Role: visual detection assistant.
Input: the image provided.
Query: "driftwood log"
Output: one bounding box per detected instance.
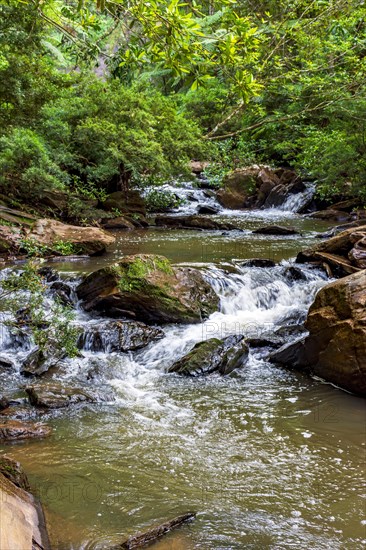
[112,512,196,549]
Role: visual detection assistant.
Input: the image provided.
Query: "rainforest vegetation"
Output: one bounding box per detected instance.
[0,0,365,215]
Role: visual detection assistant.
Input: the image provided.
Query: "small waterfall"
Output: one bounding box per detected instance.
[142,180,221,215]
[278,184,315,213]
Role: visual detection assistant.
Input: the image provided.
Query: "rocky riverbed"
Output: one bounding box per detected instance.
[0,172,365,549]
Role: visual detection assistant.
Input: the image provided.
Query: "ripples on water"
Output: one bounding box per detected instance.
[0,203,365,549]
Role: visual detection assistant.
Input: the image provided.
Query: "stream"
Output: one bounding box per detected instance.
[0,183,365,549]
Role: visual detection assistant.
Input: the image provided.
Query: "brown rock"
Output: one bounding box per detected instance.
[189,160,210,173]
[0,456,31,491]
[349,237,366,268]
[302,270,366,396]
[0,470,50,549]
[297,225,366,275]
[308,209,353,222]
[0,225,22,253]
[0,420,52,440]
[102,190,146,216]
[27,219,115,255]
[101,216,135,230]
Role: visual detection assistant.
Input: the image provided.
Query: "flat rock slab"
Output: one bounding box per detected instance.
[0,420,52,440]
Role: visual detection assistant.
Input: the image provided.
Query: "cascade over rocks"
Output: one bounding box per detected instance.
[78,320,164,352]
[168,335,249,376]
[76,254,219,323]
[297,225,366,277]
[270,270,366,396]
[216,166,303,210]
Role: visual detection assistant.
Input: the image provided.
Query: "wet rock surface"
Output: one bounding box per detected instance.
[0,419,52,440]
[0,455,31,491]
[25,383,100,409]
[77,254,219,324]
[78,320,164,352]
[168,335,249,376]
[271,270,366,396]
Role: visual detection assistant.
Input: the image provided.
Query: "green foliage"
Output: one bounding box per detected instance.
[19,238,49,258]
[0,128,67,202]
[0,261,80,359]
[145,189,186,212]
[53,240,77,256]
[1,0,366,212]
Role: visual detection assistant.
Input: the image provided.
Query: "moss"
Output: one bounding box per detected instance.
[117,255,174,293]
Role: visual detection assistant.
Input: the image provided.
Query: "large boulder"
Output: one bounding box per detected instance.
[78,320,164,352]
[270,271,366,396]
[27,219,115,256]
[297,225,366,277]
[0,470,51,550]
[101,190,146,216]
[76,254,219,323]
[168,335,249,376]
[155,215,235,231]
[303,270,366,395]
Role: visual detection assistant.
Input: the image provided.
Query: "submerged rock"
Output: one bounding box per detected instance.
[155,215,235,230]
[78,320,164,352]
[25,383,99,409]
[240,258,276,268]
[0,419,52,440]
[77,254,219,324]
[168,335,249,376]
[253,225,299,236]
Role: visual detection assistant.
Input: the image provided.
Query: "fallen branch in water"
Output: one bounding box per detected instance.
[112,512,197,549]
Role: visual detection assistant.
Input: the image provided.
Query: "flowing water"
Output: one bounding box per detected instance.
[0,188,365,549]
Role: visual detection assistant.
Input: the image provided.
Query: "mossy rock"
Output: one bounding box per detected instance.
[77,254,219,323]
[168,335,249,376]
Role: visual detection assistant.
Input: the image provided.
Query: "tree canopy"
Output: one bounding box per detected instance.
[0,0,365,205]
